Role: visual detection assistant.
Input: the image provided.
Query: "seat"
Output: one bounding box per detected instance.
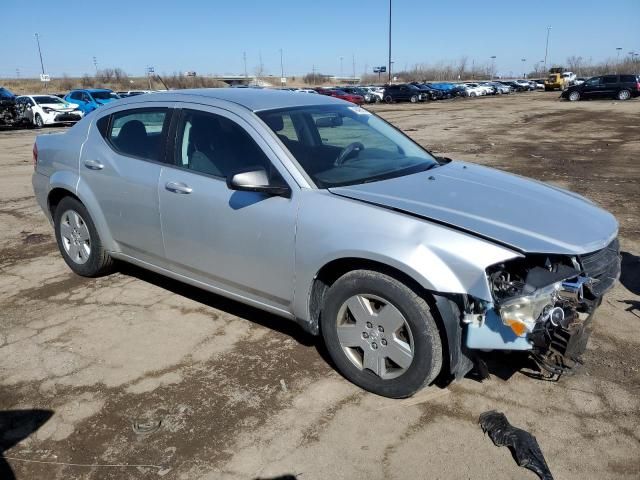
[116,120,149,158]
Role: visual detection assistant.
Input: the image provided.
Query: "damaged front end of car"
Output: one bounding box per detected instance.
[464,238,621,377]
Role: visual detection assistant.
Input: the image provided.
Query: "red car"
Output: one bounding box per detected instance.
[316,88,364,105]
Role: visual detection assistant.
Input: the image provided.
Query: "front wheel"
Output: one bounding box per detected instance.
[384,95,393,104]
[34,114,43,128]
[617,89,631,101]
[410,95,418,103]
[54,197,114,277]
[321,270,443,398]
[568,91,580,102]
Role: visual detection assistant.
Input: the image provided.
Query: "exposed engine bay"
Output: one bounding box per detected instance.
[466,238,621,377]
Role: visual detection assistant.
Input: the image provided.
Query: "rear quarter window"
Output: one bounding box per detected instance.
[620,75,637,83]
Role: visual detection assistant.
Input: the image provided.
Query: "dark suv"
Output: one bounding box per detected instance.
[562,74,640,101]
[382,84,424,103]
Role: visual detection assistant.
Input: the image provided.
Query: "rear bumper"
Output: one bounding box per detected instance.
[32,171,52,224]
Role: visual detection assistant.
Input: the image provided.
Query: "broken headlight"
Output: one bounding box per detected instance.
[488,256,583,336]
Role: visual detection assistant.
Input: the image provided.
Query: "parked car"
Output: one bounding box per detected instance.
[0,86,24,127]
[117,90,153,98]
[530,80,545,89]
[64,89,121,114]
[32,89,621,398]
[340,86,376,103]
[294,88,318,94]
[562,74,640,101]
[409,83,443,100]
[500,81,527,92]
[316,88,364,105]
[360,86,384,102]
[16,95,83,128]
[485,82,511,94]
[462,83,486,97]
[382,84,424,103]
[513,80,535,91]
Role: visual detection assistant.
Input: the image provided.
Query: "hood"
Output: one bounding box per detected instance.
[41,102,75,111]
[329,162,618,255]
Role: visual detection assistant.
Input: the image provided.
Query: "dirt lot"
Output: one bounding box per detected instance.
[1,92,639,480]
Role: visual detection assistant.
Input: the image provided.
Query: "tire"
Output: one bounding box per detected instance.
[617,89,631,101]
[53,196,114,277]
[34,114,43,128]
[470,92,477,97]
[320,270,443,398]
[410,95,418,103]
[568,91,580,102]
[384,95,393,104]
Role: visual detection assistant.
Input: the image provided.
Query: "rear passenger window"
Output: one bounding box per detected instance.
[107,108,169,162]
[603,75,617,84]
[620,75,636,83]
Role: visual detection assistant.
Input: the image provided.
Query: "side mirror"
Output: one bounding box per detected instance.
[315,115,343,128]
[226,167,290,197]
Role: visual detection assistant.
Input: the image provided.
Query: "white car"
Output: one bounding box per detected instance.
[463,83,486,97]
[16,95,83,128]
[294,88,318,94]
[360,86,384,102]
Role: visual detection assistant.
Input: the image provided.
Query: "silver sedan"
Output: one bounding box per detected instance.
[32,89,620,397]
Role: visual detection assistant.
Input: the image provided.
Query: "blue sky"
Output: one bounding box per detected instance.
[2,0,638,78]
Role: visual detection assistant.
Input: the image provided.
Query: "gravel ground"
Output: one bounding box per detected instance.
[1,91,638,480]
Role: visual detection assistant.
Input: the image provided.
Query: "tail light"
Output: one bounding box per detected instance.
[32,143,38,169]
[637,81,640,91]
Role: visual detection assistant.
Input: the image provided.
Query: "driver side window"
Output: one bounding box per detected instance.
[586,77,601,86]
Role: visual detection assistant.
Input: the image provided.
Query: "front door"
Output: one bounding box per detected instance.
[158,106,298,312]
[582,77,604,98]
[79,105,172,263]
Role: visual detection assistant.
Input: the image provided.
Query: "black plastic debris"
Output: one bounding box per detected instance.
[479,410,553,480]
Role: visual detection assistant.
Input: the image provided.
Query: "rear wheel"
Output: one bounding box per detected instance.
[321,270,443,398]
[54,197,114,277]
[617,89,631,101]
[34,114,43,128]
[568,91,580,102]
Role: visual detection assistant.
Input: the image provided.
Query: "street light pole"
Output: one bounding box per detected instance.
[616,47,622,73]
[339,56,344,78]
[543,26,552,72]
[34,33,45,76]
[521,58,526,78]
[279,48,284,86]
[388,0,392,83]
[490,56,496,80]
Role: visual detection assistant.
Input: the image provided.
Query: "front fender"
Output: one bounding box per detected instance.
[293,190,521,322]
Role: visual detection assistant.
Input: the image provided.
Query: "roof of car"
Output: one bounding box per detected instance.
[148,87,344,112]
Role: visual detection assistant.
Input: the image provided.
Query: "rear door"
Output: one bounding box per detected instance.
[158,104,298,313]
[601,75,619,97]
[79,104,173,264]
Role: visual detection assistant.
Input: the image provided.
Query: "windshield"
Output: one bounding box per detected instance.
[257,105,437,188]
[34,95,65,105]
[91,91,116,100]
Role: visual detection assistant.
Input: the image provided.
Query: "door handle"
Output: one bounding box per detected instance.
[165,181,193,194]
[84,159,104,170]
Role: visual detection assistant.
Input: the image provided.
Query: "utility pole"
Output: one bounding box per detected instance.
[34,33,46,75]
[388,0,392,83]
[543,26,551,72]
[243,51,247,78]
[312,64,316,85]
[339,56,344,78]
[352,54,356,80]
[279,48,285,86]
[521,58,526,77]
[490,56,496,80]
[16,68,20,79]
[93,56,98,74]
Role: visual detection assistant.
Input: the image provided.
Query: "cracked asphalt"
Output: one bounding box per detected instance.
[1,92,639,479]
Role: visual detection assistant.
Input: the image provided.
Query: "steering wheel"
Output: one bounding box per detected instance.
[334,142,365,166]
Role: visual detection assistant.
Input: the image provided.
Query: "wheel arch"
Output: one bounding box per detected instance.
[305,256,470,382]
[47,184,117,252]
